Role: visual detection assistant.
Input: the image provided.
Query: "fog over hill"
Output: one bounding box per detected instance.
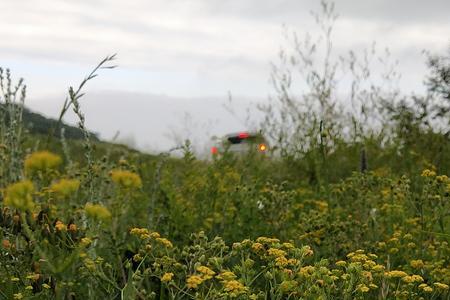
[26,91,263,154]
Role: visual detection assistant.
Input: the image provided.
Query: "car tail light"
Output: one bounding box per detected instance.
[238,132,249,139]
[258,143,267,152]
[211,146,218,155]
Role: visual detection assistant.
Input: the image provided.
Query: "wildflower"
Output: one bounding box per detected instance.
[80,237,92,247]
[267,248,286,257]
[55,221,66,231]
[419,284,433,293]
[133,254,143,262]
[252,242,264,252]
[410,260,424,269]
[25,273,40,281]
[282,242,294,249]
[13,293,23,300]
[42,283,51,289]
[110,169,142,189]
[24,151,62,174]
[436,175,449,183]
[68,223,77,232]
[223,280,248,297]
[156,237,173,248]
[50,179,80,198]
[421,169,436,177]
[275,256,289,267]
[217,271,236,281]
[161,272,174,283]
[85,203,111,222]
[385,270,408,278]
[434,282,449,290]
[4,180,35,211]
[197,266,215,280]
[300,245,314,256]
[11,277,20,282]
[358,284,369,293]
[25,285,33,290]
[335,260,346,267]
[186,275,204,289]
[256,237,280,244]
[299,266,315,277]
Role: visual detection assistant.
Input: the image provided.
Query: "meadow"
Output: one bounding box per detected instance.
[1,5,450,298]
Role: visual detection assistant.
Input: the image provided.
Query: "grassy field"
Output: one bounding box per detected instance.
[1,38,450,300]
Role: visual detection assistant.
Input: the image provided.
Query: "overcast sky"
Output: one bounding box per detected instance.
[1,0,449,152]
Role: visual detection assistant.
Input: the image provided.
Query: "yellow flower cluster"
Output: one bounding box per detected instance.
[130,227,150,239]
[85,203,111,222]
[401,275,423,284]
[156,237,173,248]
[186,275,204,289]
[4,180,35,211]
[256,237,280,244]
[223,280,248,298]
[421,169,436,177]
[55,220,66,231]
[419,283,433,293]
[50,179,80,198]
[161,272,174,283]
[24,151,62,174]
[216,271,236,281]
[385,270,408,278]
[110,169,142,189]
[410,259,424,269]
[195,266,213,279]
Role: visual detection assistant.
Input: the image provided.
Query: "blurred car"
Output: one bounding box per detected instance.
[211,131,268,156]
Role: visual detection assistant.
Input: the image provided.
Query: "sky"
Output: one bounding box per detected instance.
[1,0,449,152]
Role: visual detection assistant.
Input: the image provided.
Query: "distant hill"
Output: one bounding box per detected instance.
[1,103,99,141]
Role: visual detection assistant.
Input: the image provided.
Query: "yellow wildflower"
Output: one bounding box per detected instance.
[256,237,280,244]
[267,248,286,257]
[13,293,23,300]
[358,284,369,293]
[410,259,424,268]
[55,221,66,231]
[197,266,215,280]
[223,280,248,297]
[335,260,346,267]
[50,179,80,198]
[68,223,77,232]
[110,169,142,189]
[252,242,264,252]
[85,203,111,222]
[186,275,204,289]
[434,282,449,290]
[419,284,433,293]
[217,271,236,281]
[385,270,408,278]
[299,266,315,277]
[421,169,436,177]
[42,283,51,289]
[275,256,289,267]
[156,237,173,248]
[4,180,35,211]
[80,237,92,247]
[24,151,62,174]
[161,272,174,283]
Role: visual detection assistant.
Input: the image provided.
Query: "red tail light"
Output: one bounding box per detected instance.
[238,132,249,139]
